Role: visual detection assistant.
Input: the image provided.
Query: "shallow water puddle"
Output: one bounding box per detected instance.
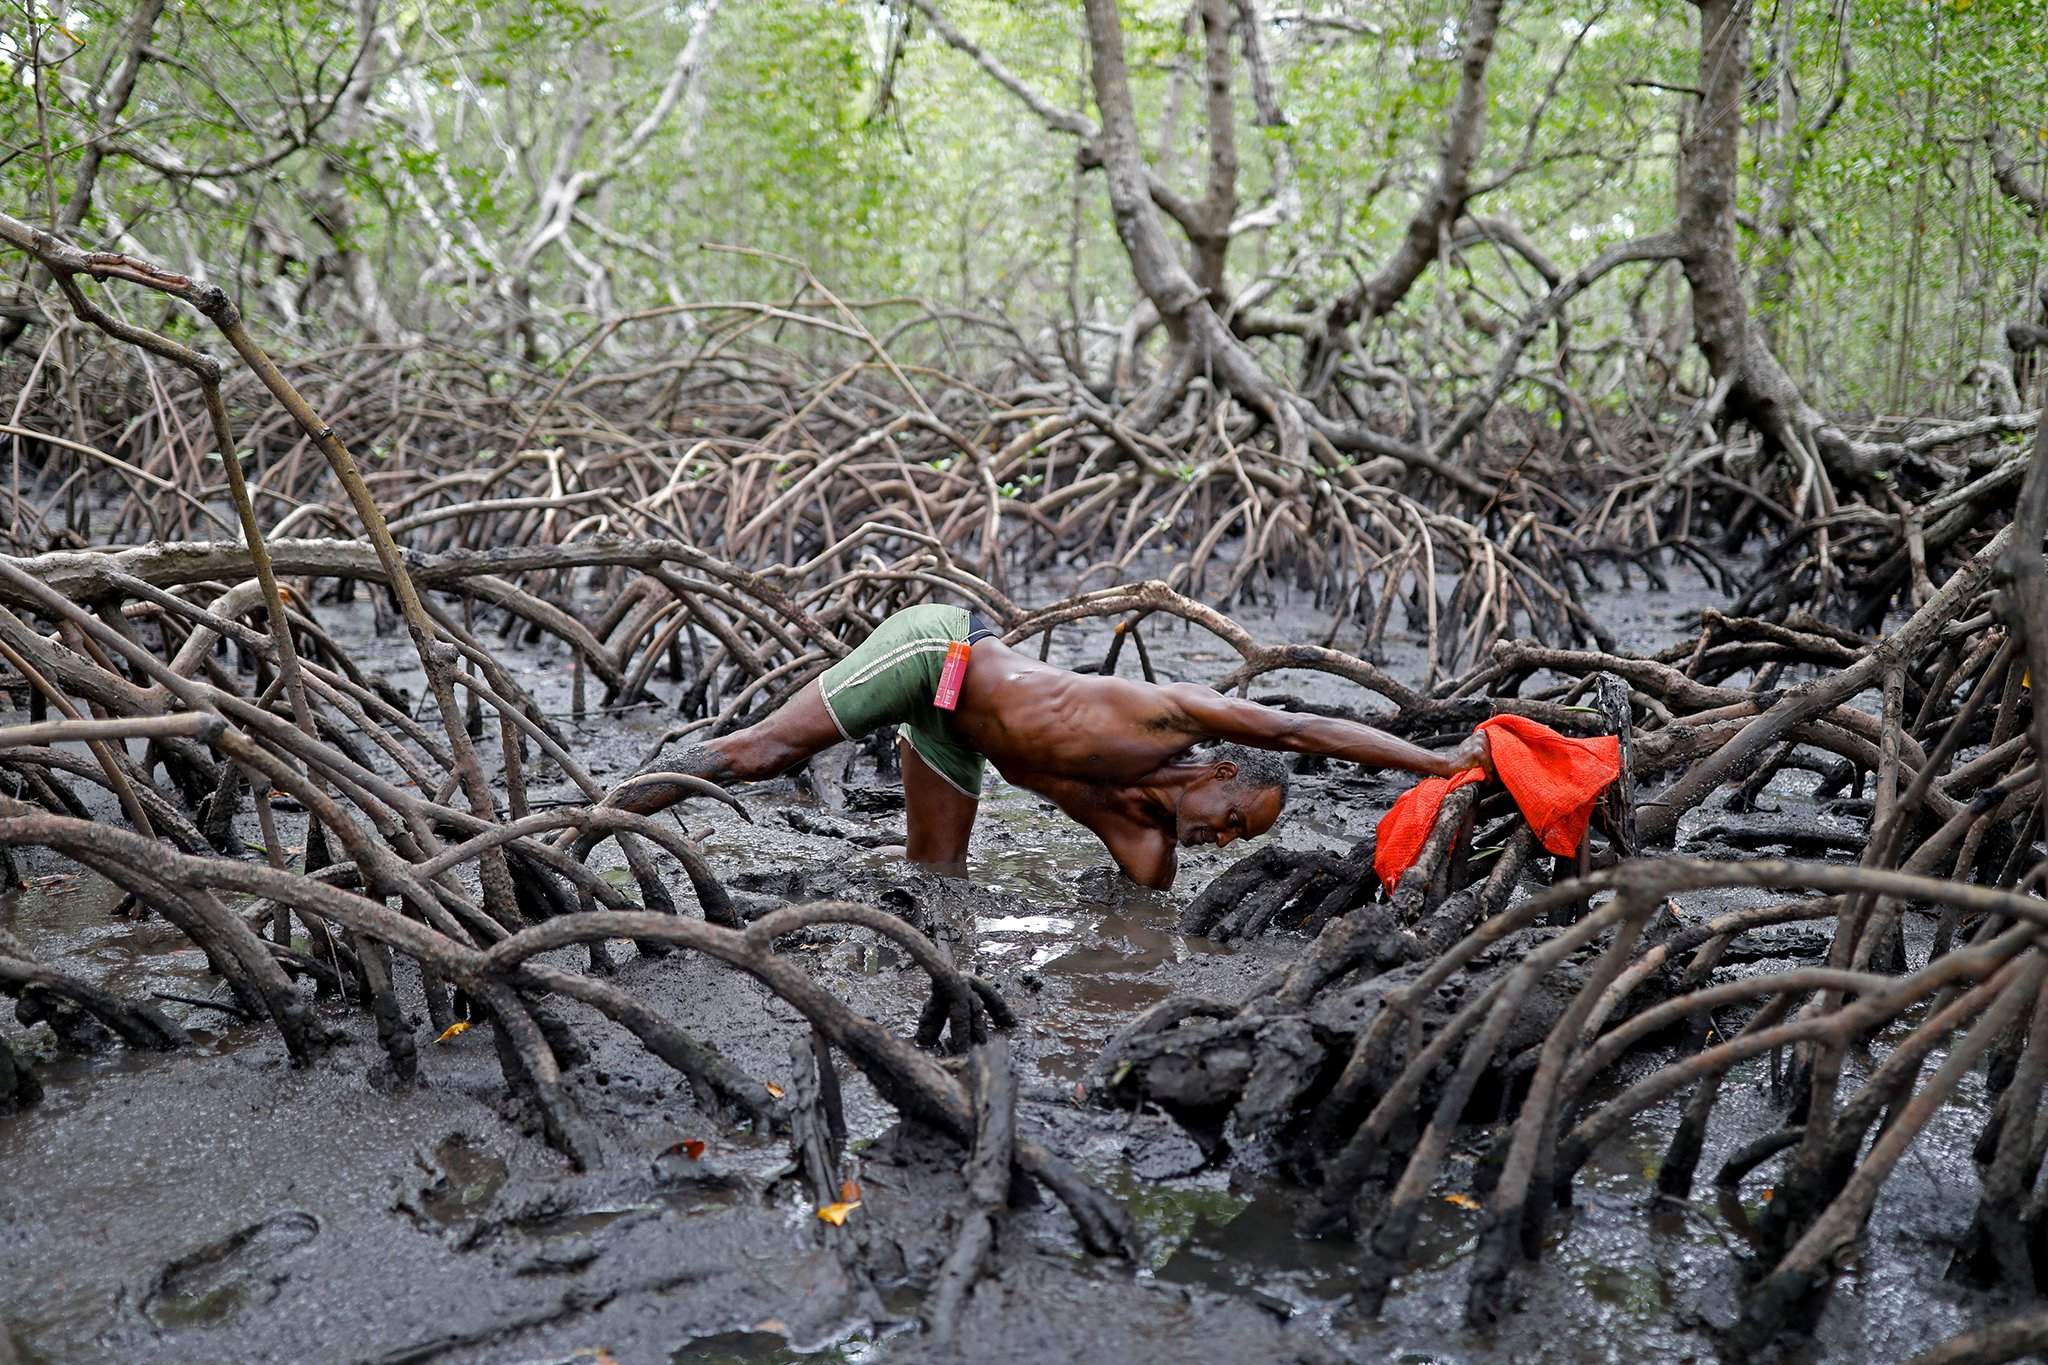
[420,1134,511,1224]
[0,869,259,1037]
[670,1329,883,1364]
[971,913,1079,958]
[0,869,219,1006]
[670,1285,922,1363]
[951,779,1277,1076]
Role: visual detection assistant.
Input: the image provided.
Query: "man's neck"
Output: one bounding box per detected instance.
[1123,761,1204,824]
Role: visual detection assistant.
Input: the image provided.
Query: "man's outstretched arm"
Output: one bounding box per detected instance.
[1166,685,1489,778]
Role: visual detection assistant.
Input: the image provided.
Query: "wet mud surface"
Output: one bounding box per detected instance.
[0,565,2025,1363]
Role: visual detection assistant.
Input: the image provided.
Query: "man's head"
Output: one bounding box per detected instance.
[1174,743,1289,849]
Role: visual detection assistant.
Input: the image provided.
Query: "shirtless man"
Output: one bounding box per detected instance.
[606,603,1491,890]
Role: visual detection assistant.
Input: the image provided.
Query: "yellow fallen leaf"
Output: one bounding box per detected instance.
[1760,1187,1775,1203]
[763,1081,785,1099]
[1442,1192,1482,1211]
[435,1020,470,1043]
[815,1200,862,1226]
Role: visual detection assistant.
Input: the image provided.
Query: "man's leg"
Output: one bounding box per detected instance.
[900,737,977,876]
[606,680,844,814]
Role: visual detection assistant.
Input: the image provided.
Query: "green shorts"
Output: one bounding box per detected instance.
[817,604,996,798]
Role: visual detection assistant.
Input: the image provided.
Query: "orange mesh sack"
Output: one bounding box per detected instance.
[1372,770,1484,893]
[1374,715,1621,893]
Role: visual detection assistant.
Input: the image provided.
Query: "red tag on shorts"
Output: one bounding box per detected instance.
[933,640,970,711]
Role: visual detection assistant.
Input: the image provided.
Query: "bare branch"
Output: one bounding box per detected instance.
[1328,0,1507,329]
[906,0,1098,139]
[1988,128,2048,220]
[1433,230,1683,456]
[908,0,1214,243]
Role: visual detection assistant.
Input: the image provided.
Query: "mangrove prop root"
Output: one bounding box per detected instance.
[1080,512,2039,1324]
[0,237,2037,1330]
[923,1035,1017,1347]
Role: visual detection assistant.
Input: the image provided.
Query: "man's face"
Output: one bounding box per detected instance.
[1176,774,1284,849]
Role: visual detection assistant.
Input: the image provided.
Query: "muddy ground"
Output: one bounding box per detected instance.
[0,563,2027,1364]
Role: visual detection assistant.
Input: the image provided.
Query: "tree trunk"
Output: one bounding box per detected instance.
[303,0,407,345]
[1323,0,1505,337]
[1678,0,1850,500]
[1080,0,1265,407]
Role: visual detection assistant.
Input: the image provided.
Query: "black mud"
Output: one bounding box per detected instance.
[0,566,2023,1364]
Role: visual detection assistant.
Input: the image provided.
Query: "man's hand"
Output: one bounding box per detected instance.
[1439,729,1493,780]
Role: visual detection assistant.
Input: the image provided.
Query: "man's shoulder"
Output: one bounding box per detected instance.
[1100,674,1199,709]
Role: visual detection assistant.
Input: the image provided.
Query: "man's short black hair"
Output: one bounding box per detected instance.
[1208,743,1291,800]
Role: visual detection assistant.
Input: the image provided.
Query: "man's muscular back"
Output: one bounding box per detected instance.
[950,640,1214,786]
